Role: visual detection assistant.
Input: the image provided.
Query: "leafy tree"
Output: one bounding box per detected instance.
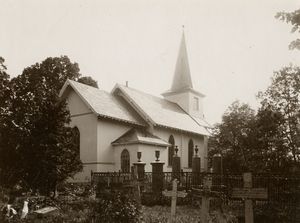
[208,101,259,173]
[0,57,18,186]
[258,65,300,167]
[0,57,10,111]
[255,106,291,172]
[276,9,300,50]
[0,56,83,193]
[78,76,98,88]
[210,67,300,174]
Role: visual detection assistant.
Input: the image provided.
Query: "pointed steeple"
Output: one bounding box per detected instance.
[171,30,193,92]
[162,29,205,119]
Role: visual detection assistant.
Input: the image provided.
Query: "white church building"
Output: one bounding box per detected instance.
[60,33,211,182]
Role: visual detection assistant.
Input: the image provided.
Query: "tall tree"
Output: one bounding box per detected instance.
[255,106,290,172]
[276,9,300,50]
[1,56,83,192]
[0,57,16,186]
[0,57,10,111]
[258,65,300,166]
[78,76,98,88]
[208,101,258,173]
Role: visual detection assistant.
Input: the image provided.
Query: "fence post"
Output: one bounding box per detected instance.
[133,152,146,180]
[172,146,181,181]
[192,145,201,186]
[212,154,222,189]
[151,150,165,192]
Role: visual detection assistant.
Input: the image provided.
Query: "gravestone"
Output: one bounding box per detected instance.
[231,173,268,223]
[34,207,58,218]
[162,179,187,223]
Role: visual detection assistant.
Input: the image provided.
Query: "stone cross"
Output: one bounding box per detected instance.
[162,179,187,223]
[192,176,213,223]
[232,173,268,223]
[192,176,225,223]
[129,165,143,203]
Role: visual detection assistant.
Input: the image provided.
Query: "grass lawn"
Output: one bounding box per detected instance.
[141,205,238,223]
[141,205,201,222]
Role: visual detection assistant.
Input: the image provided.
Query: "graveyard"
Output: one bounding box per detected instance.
[1,148,299,222]
[1,2,300,223]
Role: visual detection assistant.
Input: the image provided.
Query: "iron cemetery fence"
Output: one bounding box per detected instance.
[91,171,300,221]
[91,171,299,202]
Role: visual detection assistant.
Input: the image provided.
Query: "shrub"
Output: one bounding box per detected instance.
[93,190,141,223]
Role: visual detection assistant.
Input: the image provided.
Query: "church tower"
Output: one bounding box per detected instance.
[162,31,205,119]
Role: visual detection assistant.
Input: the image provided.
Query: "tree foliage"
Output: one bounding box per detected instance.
[258,66,300,165]
[0,56,83,193]
[208,101,258,173]
[78,76,98,88]
[209,66,300,174]
[276,9,300,50]
[0,57,10,116]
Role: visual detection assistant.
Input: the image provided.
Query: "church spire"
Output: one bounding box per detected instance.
[171,30,193,92]
[162,30,205,119]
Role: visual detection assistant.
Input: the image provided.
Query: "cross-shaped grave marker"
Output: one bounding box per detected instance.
[130,166,144,203]
[231,173,268,223]
[192,175,226,223]
[162,179,187,223]
[192,176,212,223]
[123,165,144,203]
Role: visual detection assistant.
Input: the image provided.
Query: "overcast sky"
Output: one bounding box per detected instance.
[1,0,300,125]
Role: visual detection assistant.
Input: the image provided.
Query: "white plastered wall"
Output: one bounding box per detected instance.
[113,144,138,172]
[153,127,207,172]
[163,92,189,114]
[97,119,132,172]
[66,90,98,182]
[188,92,204,118]
[114,144,167,172]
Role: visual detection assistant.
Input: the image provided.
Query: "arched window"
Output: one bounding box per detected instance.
[188,139,194,168]
[72,127,80,157]
[168,135,175,166]
[121,149,130,173]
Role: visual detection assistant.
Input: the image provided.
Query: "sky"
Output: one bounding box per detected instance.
[1,0,299,125]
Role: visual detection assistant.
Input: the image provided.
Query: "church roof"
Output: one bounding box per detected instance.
[111,128,170,147]
[193,117,212,129]
[113,84,210,135]
[59,80,145,126]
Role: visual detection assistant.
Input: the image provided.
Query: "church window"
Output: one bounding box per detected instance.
[188,139,194,168]
[72,127,80,157]
[168,135,175,166]
[121,149,130,173]
[193,97,199,111]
